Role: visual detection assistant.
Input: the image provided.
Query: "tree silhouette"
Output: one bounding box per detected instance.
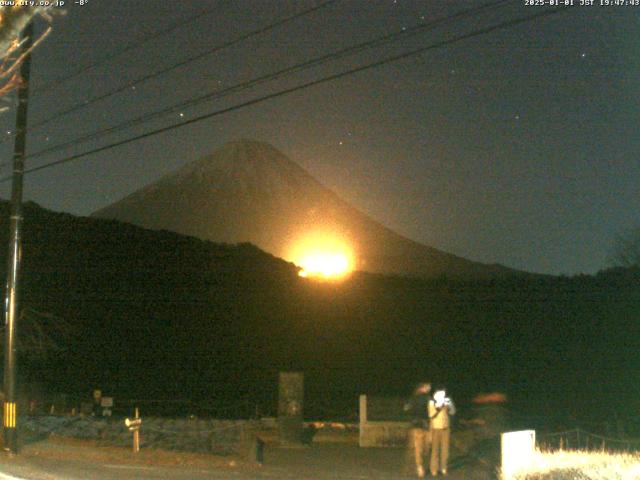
[0,305,73,358]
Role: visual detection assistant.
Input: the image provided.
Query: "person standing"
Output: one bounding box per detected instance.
[428,388,455,476]
[404,382,432,478]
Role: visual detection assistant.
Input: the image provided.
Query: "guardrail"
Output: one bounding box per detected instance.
[538,428,640,452]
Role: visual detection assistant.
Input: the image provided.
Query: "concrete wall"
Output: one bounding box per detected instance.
[359,420,410,447]
[359,395,410,447]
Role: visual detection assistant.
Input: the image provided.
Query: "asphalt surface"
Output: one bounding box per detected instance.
[0,440,498,479]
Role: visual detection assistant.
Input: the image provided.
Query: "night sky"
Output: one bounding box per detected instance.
[0,0,638,275]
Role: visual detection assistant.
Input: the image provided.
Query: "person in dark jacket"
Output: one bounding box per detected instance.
[404,382,432,478]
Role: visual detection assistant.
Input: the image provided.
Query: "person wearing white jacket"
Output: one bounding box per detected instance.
[428,389,456,476]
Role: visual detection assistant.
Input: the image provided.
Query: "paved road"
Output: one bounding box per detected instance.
[0,442,498,479]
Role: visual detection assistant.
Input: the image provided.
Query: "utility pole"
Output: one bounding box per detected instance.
[3,21,34,455]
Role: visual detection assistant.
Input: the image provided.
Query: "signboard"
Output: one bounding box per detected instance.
[278,372,303,418]
[501,430,536,479]
[278,372,304,445]
[125,417,142,431]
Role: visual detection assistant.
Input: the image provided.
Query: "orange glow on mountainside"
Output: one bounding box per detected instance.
[288,231,354,280]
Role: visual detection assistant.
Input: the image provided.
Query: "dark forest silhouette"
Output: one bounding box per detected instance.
[1,201,639,428]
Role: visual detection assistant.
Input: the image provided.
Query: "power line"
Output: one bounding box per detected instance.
[0,5,572,183]
[21,0,514,164]
[0,0,337,146]
[6,5,570,179]
[31,4,223,97]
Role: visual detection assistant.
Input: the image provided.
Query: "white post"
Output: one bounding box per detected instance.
[133,407,140,453]
[359,395,368,447]
[125,408,142,453]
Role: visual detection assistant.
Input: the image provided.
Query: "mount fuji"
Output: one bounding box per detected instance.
[93,140,519,278]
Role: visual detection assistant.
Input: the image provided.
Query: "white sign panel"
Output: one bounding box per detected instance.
[501,430,536,479]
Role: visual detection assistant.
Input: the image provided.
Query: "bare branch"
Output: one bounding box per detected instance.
[0,25,51,79]
[0,6,55,100]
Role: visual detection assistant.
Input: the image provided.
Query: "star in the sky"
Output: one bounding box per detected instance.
[338,132,354,145]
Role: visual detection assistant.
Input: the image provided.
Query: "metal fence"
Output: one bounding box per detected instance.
[538,428,640,452]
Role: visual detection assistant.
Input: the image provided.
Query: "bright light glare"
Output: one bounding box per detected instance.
[298,252,351,279]
[288,230,354,280]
